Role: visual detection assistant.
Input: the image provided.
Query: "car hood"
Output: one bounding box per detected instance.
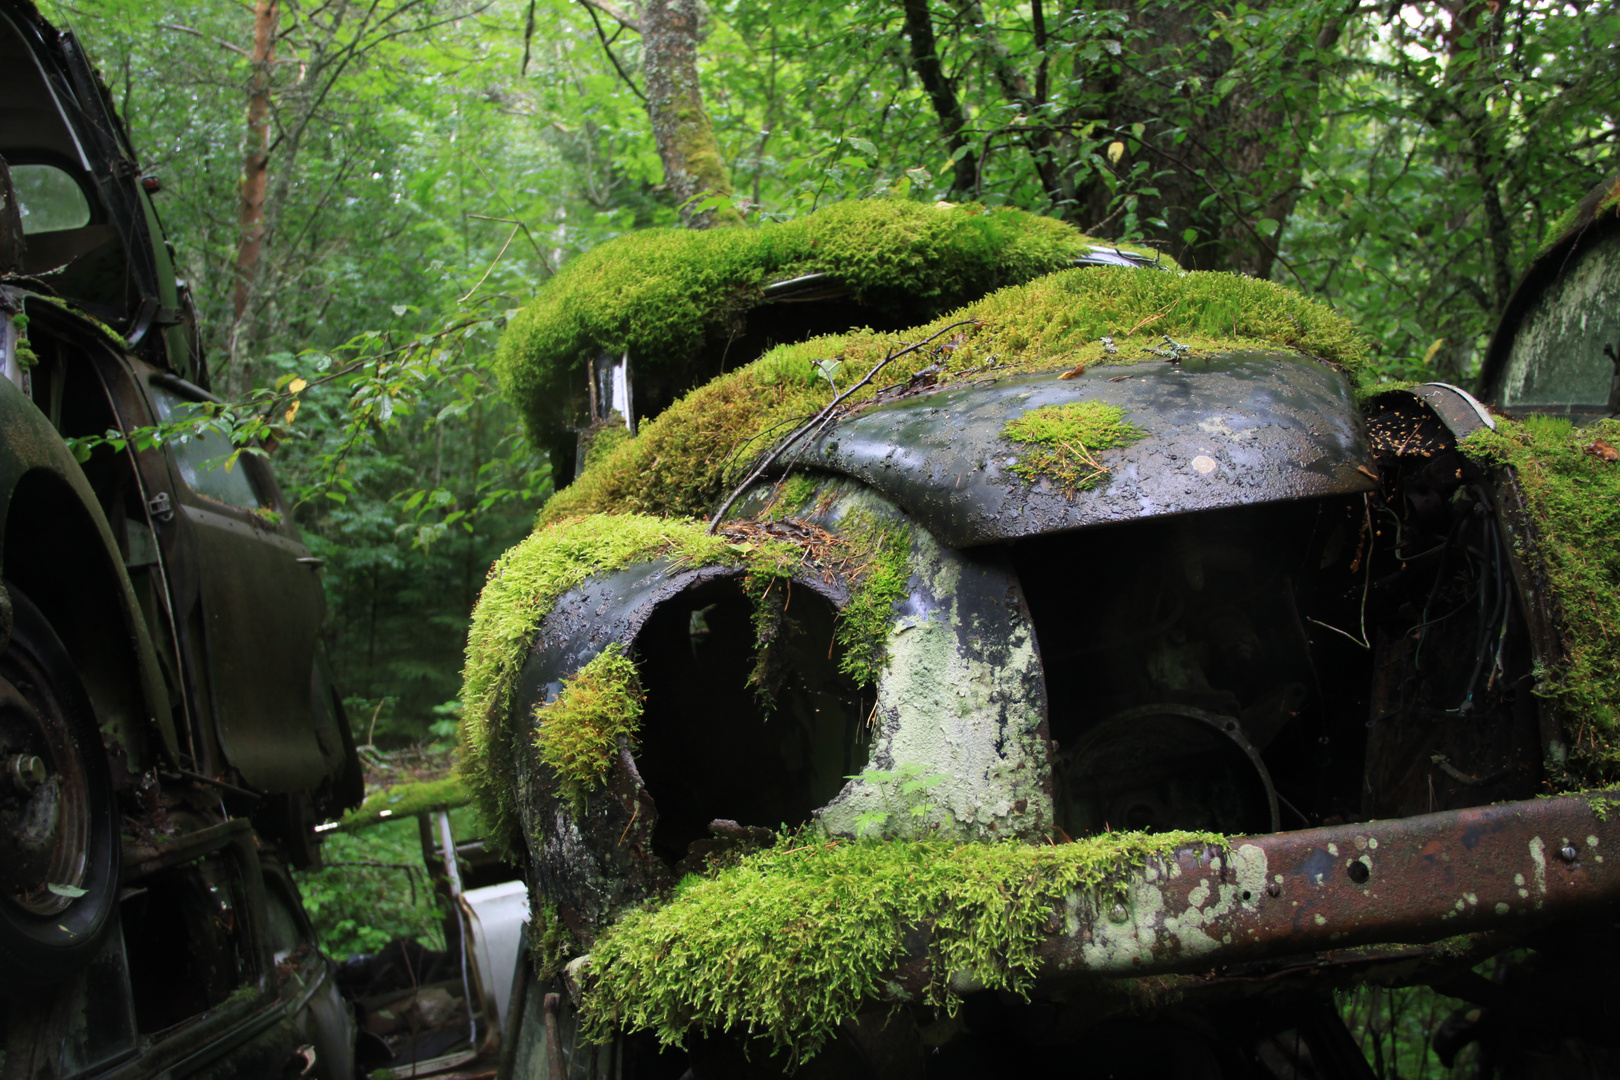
[794,349,1377,547]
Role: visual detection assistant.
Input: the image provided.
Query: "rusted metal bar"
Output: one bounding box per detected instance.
[542,993,567,1080]
[884,792,1620,997]
[1024,792,1620,988]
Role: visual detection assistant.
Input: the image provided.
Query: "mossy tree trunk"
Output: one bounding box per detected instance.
[579,0,742,229]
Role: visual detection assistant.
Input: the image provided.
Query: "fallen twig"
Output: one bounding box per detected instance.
[707,320,976,533]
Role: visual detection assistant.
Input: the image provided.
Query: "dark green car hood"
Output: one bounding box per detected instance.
[792,349,1377,547]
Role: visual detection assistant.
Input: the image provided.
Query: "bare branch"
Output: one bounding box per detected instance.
[708,320,977,533]
[580,1,648,102]
[578,0,644,34]
[159,23,251,56]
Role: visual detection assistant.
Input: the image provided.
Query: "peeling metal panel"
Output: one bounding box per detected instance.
[804,484,1053,842]
[1406,383,1496,438]
[795,351,1376,548]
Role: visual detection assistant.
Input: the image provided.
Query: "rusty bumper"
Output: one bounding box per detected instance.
[907,792,1620,995]
[1041,792,1618,981]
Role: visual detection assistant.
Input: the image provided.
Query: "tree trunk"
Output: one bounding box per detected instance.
[901,0,979,197]
[227,0,278,397]
[641,0,742,228]
[1069,0,1322,276]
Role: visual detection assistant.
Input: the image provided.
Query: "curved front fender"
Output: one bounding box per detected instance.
[0,374,175,769]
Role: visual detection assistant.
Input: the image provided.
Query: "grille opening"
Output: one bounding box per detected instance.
[1013,461,1539,836]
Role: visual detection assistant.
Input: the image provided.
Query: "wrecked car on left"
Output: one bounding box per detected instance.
[0,3,363,1078]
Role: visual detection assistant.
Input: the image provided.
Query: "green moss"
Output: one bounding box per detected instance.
[1584,792,1620,823]
[495,200,1178,447]
[458,513,804,849]
[534,644,644,811]
[540,267,1364,528]
[530,896,577,980]
[763,472,820,520]
[579,414,633,475]
[829,510,912,687]
[580,830,1224,1061]
[1542,202,1585,250]
[1462,417,1620,781]
[1540,174,1620,250]
[23,294,127,349]
[1603,178,1620,218]
[1002,402,1145,494]
[339,776,467,831]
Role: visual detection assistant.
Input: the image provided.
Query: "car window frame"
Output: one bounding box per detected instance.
[143,371,283,520]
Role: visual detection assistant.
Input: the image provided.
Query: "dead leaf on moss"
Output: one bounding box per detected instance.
[1584,438,1619,462]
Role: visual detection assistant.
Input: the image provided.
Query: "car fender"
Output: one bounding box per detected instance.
[503,478,1051,942]
[0,374,175,772]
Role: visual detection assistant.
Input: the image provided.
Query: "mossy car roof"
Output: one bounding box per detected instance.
[494,199,1166,445]
[538,264,1367,526]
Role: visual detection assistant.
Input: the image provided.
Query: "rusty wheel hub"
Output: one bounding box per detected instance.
[0,674,91,917]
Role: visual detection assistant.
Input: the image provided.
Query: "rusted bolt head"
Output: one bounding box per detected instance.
[1561,845,1579,863]
[1108,903,1129,924]
[7,754,44,793]
[1266,882,1282,898]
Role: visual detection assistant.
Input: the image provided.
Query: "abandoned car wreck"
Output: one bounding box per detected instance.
[464,191,1620,1077]
[1,5,366,1079]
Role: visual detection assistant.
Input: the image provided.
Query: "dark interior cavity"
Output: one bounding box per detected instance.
[1013,439,1540,838]
[632,577,872,867]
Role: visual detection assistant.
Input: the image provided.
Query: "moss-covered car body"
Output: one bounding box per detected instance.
[472,195,1620,1077]
[1,4,361,1079]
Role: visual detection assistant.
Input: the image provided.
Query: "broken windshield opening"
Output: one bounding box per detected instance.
[11,163,89,233]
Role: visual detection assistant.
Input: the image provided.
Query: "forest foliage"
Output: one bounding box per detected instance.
[34,0,1618,745]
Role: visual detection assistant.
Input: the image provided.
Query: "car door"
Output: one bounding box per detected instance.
[129,372,344,795]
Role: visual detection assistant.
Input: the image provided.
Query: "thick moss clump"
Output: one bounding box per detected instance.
[577,414,633,474]
[581,831,1222,1061]
[339,776,467,831]
[1463,416,1620,780]
[459,514,798,849]
[495,200,1164,446]
[1003,401,1145,494]
[540,267,1366,527]
[534,644,644,811]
